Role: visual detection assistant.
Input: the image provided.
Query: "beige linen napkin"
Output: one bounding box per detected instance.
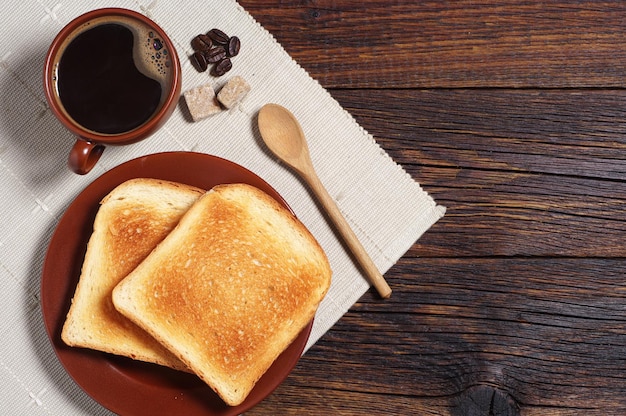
[0,0,444,414]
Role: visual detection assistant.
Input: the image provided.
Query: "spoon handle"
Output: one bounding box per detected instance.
[303,168,392,299]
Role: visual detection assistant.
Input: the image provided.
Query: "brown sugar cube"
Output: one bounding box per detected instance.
[217,76,251,109]
[183,84,222,121]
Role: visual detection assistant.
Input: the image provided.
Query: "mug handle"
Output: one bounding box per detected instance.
[68,139,105,175]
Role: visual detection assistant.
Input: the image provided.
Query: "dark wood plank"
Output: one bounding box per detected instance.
[330,89,626,257]
[332,89,626,179]
[240,0,626,88]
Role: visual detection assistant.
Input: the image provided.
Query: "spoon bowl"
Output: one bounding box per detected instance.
[258,103,391,299]
[258,104,308,165]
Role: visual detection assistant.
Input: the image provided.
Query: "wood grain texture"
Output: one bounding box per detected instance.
[238,0,626,414]
[333,89,626,257]
[241,0,626,88]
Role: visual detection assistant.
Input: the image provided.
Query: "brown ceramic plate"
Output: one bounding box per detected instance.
[41,152,312,416]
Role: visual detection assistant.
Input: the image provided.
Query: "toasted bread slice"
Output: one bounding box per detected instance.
[113,183,332,406]
[61,178,204,370]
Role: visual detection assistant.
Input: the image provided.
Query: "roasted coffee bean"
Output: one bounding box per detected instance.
[191,34,213,51]
[207,28,230,45]
[204,46,226,64]
[191,50,208,72]
[226,36,240,57]
[190,29,240,75]
[212,58,232,76]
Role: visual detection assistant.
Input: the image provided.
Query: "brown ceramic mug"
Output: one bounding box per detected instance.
[43,8,181,174]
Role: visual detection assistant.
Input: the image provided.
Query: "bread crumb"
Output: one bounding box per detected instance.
[183,84,222,121]
[217,75,250,109]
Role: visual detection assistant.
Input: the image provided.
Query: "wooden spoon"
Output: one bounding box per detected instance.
[258,103,392,299]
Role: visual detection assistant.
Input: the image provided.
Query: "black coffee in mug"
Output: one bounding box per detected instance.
[53,15,174,134]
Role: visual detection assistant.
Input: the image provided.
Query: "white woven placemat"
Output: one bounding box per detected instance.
[0,0,445,414]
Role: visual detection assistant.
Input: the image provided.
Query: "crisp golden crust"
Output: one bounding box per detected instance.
[61,178,204,370]
[113,183,332,406]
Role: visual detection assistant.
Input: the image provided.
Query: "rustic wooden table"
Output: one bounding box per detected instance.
[239,1,626,415]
